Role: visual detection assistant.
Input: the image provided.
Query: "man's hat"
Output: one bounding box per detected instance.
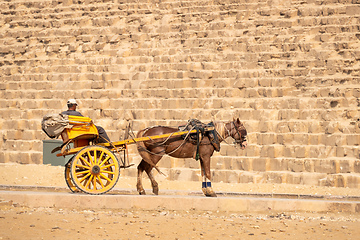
[67,99,77,105]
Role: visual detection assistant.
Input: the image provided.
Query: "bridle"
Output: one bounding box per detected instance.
[225,121,246,145]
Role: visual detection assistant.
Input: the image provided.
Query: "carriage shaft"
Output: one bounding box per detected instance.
[56,127,214,157]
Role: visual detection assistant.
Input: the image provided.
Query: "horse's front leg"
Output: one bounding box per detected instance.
[136,161,146,195]
[200,158,217,197]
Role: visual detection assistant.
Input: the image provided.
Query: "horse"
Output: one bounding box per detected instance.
[135,118,247,197]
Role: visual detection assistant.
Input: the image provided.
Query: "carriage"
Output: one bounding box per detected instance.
[43,115,220,195]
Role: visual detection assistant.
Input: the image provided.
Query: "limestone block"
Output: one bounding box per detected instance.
[238,172,256,183]
[261,133,276,145]
[314,159,336,174]
[225,171,240,183]
[269,158,287,171]
[276,122,291,133]
[221,157,233,170]
[30,152,42,164]
[323,134,342,146]
[318,175,336,187]
[346,6,360,15]
[304,159,314,172]
[277,133,293,145]
[170,158,186,168]
[347,135,360,146]
[354,160,360,173]
[284,172,302,185]
[301,172,326,186]
[288,159,305,172]
[308,121,321,133]
[288,121,307,133]
[339,160,353,173]
[278,109,299,120]
[283,146,294,158]
[245,89,259,98]
[233,78,258,89]
[244,145,260,157]
[157,155,171,168]
[211,156,224,170]
[309,134,320,145]
[186,158,199,169]
[346,175,360,188]
[252,158,267,172]
[264,172,283,184]
[295,146,306,158]
[231,157,243,171]
[258,120,268,133]
[334,175,346,188]
[0,152,8,163]
[336,147,345,157]
[260,146,273,158]
[309,146,321,158]
[7,130,23,141]
[210,169,225,183]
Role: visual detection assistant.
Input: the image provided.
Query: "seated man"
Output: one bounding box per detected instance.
[61,99,111,143]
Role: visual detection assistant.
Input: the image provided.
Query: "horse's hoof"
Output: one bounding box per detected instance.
[203,187,217,197]
[202,188,207,196]
[153,187,159,195]
[138,190,146,195]
[206,192,217,197]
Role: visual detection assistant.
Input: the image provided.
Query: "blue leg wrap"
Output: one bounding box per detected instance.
[207,182,212,187]
[202,182,206,188]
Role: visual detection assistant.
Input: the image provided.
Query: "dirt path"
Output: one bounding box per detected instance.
[1,163,360,239]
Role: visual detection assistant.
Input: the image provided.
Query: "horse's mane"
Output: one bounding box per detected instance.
[213,121,226,139]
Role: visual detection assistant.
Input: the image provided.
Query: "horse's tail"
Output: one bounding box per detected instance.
[135,129,166,176]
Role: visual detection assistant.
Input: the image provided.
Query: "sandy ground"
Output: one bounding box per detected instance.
[1,163,360,196]
[0,163,360,240]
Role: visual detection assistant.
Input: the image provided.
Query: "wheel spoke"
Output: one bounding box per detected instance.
[99,155,111,167]
[78,172,91,183]
[99,173,112,182]
[101,169,115,175]
[79,156,91,167]
[96,175,105,188]
[75,169,90,176]
[93,176,97,189]
[97,151,105,165]
[75,164,90,170]
[100,162,115,169]
[93,149,97,165]
[87,151,94,165]
[85,175,93,189]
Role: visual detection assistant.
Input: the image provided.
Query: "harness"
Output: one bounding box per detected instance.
[180,119,217,160]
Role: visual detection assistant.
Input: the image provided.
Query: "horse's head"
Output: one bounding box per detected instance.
[226,118,247,149]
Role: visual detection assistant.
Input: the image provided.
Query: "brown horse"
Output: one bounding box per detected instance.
[135,118,247,197]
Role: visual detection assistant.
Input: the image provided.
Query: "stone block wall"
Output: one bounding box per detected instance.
[0,0,359,188]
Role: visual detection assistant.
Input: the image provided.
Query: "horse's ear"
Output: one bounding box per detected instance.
[236,118,240,124]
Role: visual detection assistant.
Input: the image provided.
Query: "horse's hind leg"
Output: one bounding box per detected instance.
[136,160,146,195]
[143,154,162,195]
[146,170,159,195]
[137,158,160,195]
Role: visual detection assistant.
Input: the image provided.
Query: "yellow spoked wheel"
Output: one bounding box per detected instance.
[70,146,120,195]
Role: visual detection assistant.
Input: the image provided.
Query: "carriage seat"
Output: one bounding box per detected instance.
[61,115,99,146]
